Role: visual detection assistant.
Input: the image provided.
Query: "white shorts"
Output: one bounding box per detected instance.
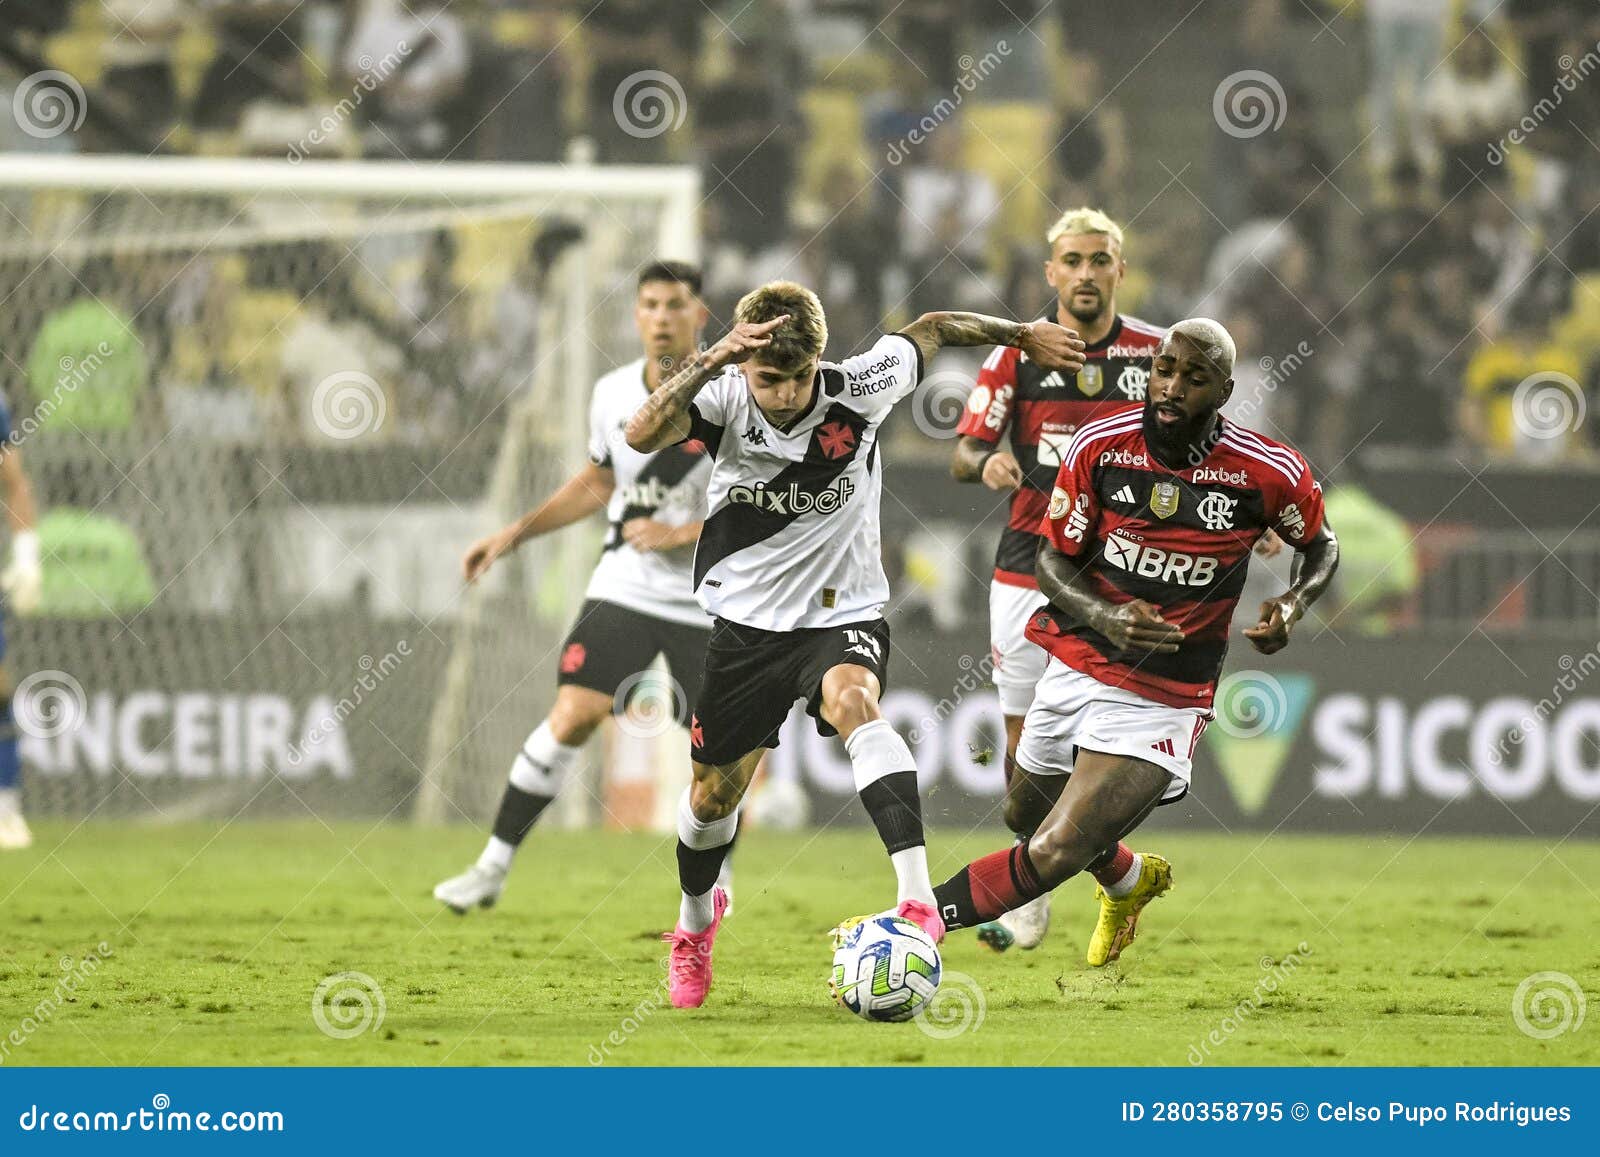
[1015,657,1211,802]
[989,579,1049,717]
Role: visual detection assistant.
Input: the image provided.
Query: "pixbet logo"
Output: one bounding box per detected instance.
[1191,466,1247,486]
[1100,448,1149,468]
[727,477,855,515]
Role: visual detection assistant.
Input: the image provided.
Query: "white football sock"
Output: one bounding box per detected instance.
[476,837,515,873]
[1103,852,1144,899]
[890,846,935,908]
[677,790,738,933]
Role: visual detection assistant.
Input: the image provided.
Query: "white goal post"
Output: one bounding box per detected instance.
[0,153,699,830]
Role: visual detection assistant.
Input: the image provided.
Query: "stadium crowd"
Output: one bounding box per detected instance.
[0,0,1596,466]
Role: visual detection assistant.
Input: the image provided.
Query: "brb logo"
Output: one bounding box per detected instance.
[1102,534,1218,586]
[728,476,855,515]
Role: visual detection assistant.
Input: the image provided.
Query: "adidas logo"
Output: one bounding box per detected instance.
[1111,484,1136,504]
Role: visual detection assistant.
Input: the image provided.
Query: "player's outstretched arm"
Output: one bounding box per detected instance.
[952,435,1023,490]
[0,446,41,614]
[626,315,789,453]
[898,312,1087,372]
[462,462,615,583]
[1036,540,1186,655]
[1244,523,1339,655]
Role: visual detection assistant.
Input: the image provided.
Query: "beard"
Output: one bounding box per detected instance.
[1142,400,1221,468]
[1066,289,1104,324]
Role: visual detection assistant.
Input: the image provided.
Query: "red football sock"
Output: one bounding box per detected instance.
[1089,842,1134,888]
[963,841,1044,923]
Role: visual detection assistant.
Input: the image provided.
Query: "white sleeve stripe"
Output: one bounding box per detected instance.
[1062,412,1141,466]
[982,346,1008,371]
[1220,433,1301,485]
[1223,428,1302,479]
[1063,415,1142,470]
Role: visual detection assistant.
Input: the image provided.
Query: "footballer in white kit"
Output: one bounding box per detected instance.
[625,279,1086,1009]
[433,262,723,914]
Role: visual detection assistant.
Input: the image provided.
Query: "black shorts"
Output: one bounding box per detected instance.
[557,599,712,722]
[690,616,892,766]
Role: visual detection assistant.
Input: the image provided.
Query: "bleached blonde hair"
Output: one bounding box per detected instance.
[1166,317,1237,378]
[1045,206,1125,250]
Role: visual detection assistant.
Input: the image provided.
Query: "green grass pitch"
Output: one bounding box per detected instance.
[2,822,1596,1066]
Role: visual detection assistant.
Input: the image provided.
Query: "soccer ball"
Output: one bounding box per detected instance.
[829,914,941,1022]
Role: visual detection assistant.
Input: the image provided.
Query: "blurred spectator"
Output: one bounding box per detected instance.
[1319,465,1419,635]
[341,0,473,158]
[1049,51,1129,210]
[100,0,184,145]
[25,257,152,433]
[1422,26,1523,196]
[695,40,798,252]
[582,0,695,163]
[898,121,1000,315]
[1461,319,1585,460]
[191,1,314,132]
[1352,273,1457,451]
[1365,0,1448,175]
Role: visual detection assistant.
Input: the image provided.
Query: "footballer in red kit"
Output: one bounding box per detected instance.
[931,318,1340,966]
[952,206,1162,953]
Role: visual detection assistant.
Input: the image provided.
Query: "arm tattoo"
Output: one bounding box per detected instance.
[625,354,719,453]
[900,311,1028,365]
[952,435,994,482]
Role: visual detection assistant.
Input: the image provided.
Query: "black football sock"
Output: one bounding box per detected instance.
[490,784,556,848]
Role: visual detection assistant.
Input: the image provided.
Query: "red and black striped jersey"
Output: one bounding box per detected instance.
[1026,404,1326,710]
[956,314,1165,588]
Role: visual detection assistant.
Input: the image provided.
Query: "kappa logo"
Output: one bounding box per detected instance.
[727,476,856,515]
[842,627,883,664]
[743,425,769,448]
[1101,535,1218,587]
[1197,491,1239,531]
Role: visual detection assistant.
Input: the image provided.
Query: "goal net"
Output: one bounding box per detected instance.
[0,154,698,829]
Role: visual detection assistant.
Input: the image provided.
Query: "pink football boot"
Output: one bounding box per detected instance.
[662,886,730,1009]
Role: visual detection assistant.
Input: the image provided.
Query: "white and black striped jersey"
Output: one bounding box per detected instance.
[681,333,924,632]
[586,359,713,627]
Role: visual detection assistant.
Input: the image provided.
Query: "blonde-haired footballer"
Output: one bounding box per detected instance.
[950,207,1164,956]
[627,281,1086,1008]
